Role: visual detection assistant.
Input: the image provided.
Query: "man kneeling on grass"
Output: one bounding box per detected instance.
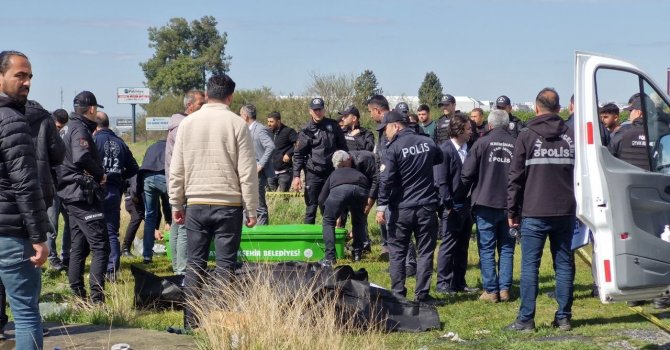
[318,150,370,265]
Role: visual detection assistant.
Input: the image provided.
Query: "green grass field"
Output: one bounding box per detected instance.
[38,140,670,349]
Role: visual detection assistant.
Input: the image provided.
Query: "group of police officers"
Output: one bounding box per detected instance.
[291,88,656,331]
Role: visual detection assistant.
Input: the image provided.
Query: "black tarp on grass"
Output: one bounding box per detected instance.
[131,262,440,332]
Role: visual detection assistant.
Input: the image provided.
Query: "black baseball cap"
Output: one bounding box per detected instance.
[395,102,409,115]
[309,97,325,109]
[438,94,456,107]
[623,94,642,111]
[496,95,511,108]
[376,111,408,131]
[73,91,104,109]
[338,105,360,117]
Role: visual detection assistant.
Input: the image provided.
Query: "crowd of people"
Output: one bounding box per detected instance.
[0,48,661,348]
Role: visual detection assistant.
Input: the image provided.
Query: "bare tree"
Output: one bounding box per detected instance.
[304,71,355,114]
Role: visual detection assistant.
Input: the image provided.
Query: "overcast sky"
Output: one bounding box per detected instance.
[3,0,669,117]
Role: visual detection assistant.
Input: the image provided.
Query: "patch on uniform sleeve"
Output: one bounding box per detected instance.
[509,122,516,131]
[380,164,386,173]
[79,138,89,149]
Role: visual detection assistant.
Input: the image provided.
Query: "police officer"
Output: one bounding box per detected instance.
[434,94,458,145]
[292,97,348,224]
[495,95,525,137]
[376,111,443,305]
[461,109,516,303]
[338,105,374,152]
[58,91,110,303]
[93,112,138,280]
[608,93,650,170]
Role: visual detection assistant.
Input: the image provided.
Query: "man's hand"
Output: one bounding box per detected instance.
[508,216,520,229]
[100,174,107,186]
[257,164,263,173]
[292,177,302,192]
[246,215,257,228]
[363,198,375,215]
[336,217,343,228]
[350,129,361,136]
[173,210,185,225]
[282,154,290,163]
[164,223,171,232]
[154,229,164,240]
[376,211,386,225]
[30,242,49,268]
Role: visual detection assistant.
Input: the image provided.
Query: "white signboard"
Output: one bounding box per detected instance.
[117,87,151,104]
[145,117,170,131]
[116,118,133,127]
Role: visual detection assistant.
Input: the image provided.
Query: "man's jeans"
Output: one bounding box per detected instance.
[170,223,188,275]
[0,236,43,349]
[47,195,70,266]
[143,172,169,260]
[183,204,243,329]
[474,206,515,293]
[322,184,367,261]
[518,216,575,322]
[103,185,122,274]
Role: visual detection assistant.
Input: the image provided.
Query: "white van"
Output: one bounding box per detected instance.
[574,52,670,303]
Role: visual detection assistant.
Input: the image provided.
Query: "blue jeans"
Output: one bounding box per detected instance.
[103,185,122,274]
[0,236,43,349]
[475,206,515,293]
[518,216,576,322]
[170,223,188,275]
[143,173,169,260]
[47,195,70,266]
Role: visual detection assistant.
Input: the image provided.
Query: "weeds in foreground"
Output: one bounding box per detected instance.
[188,266,387,350]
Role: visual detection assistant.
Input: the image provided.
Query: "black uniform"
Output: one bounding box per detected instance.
[269,124,298,192]
[58,113,110,303]
[94,128,138,276]
[378,127,442,301]
[293,117,348,224]
[508,113,526,138]
[344,126,375,152]
[433,114,453,145]
[608,119,649,171]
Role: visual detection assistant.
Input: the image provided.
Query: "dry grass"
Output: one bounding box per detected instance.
[187,266,387,350]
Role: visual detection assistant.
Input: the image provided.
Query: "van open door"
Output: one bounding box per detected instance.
[574,51,670,303]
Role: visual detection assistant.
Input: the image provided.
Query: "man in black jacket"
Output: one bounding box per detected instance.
[0,50,51,348]
[376,111,443,305]
[339,105,374,152]
[267,112,297,192]
[495,95,525,138]
[24,101,66,271]
[506,88,576,332]
[608,94,650,170]
[292,98,348,224]
[435,113,477,295]
[49,109,72,269]
[58,90,110,304]
[94,112,138,280]
[461,109,516,303]
[318,151,370,264]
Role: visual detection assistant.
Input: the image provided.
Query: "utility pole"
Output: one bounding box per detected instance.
[60,88,64,108]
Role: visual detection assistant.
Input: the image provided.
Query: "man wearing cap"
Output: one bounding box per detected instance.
[495,95,525,138]
[339,105,374,152]
[292,97,348,224]
[93,112,138,281]
[58,90,110,304]
[608,93,650,170]
[434,94,458,145]
[396,102,426,138]
[376,111,443,305]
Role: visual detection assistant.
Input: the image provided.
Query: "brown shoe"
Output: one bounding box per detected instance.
[500,290,510,302]
[479,291,499,303]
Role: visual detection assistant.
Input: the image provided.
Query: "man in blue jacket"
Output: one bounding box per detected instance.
[94,112,138,280]
[376,111,443,305]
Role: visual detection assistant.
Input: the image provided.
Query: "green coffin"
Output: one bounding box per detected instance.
[164,224,347,262]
